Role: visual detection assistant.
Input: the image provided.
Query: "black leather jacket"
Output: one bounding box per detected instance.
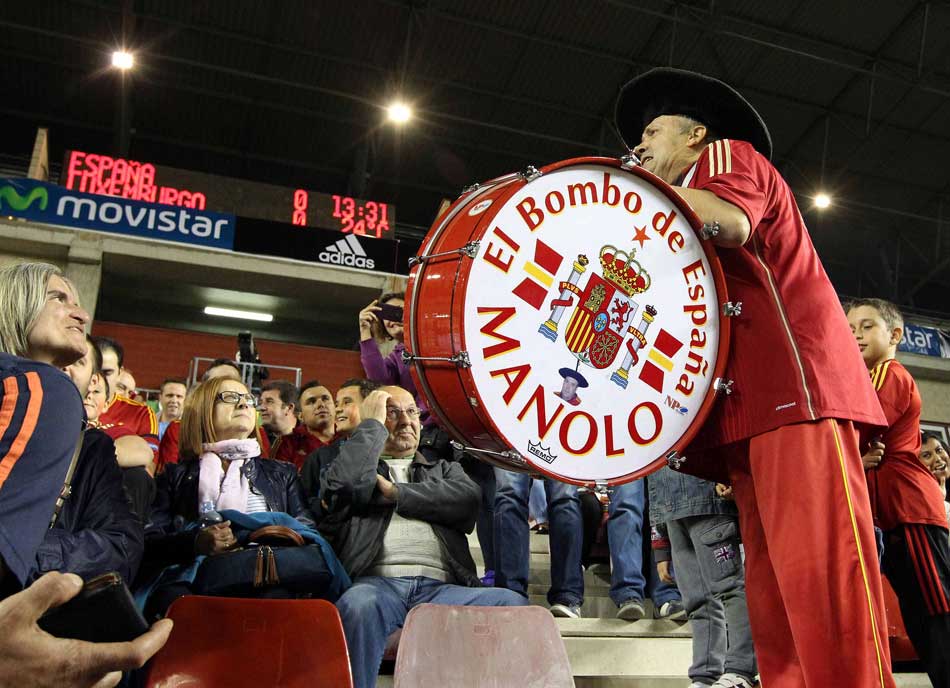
[142,456,315,573]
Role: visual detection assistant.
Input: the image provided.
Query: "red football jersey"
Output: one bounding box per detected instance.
[685,139,886,452]
[98,396,158,455]
[270,422,330,471]
[865,359,946,531]
[156,420,272,472]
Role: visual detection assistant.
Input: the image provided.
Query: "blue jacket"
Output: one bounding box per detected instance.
[648,466,736,524]
[648,466,737,562]
[0,354,84,586]
[32,429,144,584]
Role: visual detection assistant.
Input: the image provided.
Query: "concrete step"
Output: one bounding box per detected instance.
[555,617,691,638]
[379,674,933,687]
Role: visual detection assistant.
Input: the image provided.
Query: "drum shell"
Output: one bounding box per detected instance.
[406,158,731,486]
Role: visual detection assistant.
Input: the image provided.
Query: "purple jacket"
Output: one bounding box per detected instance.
[359,340,432,424]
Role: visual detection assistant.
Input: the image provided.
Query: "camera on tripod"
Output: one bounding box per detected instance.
[236,331,269,390]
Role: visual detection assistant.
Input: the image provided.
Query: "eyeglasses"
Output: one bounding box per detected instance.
[216,391,257,406]
[386,406,420,420]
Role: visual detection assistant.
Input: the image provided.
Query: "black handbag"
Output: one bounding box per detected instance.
[191,525,335,598]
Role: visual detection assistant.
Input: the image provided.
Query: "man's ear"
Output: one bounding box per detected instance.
[890,326,903,347]
[687,124,708,147]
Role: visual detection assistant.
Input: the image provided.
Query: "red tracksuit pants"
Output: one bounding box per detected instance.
[727,419,895,688]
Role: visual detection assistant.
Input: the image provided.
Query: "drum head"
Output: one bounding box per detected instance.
[409,158,729,486]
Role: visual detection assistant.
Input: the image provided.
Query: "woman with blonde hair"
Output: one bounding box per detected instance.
[142,376,347,617]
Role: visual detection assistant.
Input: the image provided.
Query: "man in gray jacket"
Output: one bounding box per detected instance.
[322,386,526,688]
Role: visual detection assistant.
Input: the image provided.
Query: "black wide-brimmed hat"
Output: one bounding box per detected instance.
[558,367,589,388]
[615,68,772,160]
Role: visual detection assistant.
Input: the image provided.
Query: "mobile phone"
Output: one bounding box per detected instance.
[38,572,149,643]
[377,303,404,324]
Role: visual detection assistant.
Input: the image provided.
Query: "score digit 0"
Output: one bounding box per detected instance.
[292,189,308,226]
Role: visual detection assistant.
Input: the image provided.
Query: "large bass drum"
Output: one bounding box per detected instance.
[405,157,730,487]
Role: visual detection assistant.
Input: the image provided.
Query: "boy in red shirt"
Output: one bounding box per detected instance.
[847,298,950,686]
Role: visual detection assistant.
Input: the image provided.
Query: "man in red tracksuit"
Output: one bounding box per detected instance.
[616,68,893,687]
[848,298,950,686]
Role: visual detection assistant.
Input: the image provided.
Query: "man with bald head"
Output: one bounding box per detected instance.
[322,386,526,688]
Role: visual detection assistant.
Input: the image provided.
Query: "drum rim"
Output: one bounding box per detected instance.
[411,156,732,486]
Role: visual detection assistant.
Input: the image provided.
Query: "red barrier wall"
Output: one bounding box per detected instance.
[90,321,364,393]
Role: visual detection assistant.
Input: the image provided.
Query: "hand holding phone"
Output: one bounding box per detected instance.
[1,572,172,687]
[38,571,150,643]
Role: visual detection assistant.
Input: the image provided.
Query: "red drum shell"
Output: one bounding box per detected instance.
[406,157,730,487]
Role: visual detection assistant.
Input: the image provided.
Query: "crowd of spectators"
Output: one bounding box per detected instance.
[1,261,949,687]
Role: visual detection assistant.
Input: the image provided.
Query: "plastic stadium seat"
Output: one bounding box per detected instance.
[143,595,353,687]
[881,574,917,662]
[393,604,574,687]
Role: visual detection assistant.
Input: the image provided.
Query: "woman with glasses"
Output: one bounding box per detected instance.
[140,377,347,617]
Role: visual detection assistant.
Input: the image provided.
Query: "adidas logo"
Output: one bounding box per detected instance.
[318,234,376,269]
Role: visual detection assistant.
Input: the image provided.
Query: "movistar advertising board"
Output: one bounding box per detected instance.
[899,323,950,358]
[0,178,235,250]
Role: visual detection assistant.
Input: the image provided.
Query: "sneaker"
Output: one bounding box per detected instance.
[549,603,582,619]
[711,673,757,688]
[689,683,712,688]
[655,599,688,621]
[616,598,647,621]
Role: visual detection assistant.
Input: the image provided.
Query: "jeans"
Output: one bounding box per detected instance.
[607,479,680,607]
[667,514,757,683]
[493,468,584,606]
[529,479,547,524]
[461,456,496,571]
[336,575,527,688]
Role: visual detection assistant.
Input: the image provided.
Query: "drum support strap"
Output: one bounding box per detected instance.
[407,241,480,267]
[402,349,472,369]
[449,441,527,466]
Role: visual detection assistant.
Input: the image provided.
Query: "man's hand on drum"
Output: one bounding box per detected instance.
[360,389,391,426]
[657,560,674,584]
[862,439,885,471]
[358,300,381,341]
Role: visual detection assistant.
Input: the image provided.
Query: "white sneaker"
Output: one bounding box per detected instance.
[549,603,582,619]
[711,673,757,688]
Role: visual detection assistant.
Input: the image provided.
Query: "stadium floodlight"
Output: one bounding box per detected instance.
[387,101,412,124]
[112,51,134,70]
[814,192,832,209]
[204,306,273,323]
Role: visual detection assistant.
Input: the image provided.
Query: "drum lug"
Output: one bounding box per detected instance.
[408,241,481,267]
[402,349,471,369]
[461,182,480,194]
[666,451,686,470]
[450,441,526,466]
[722,301,743,317]
[593,480,609,499]
[620,153,640,169]
[519,165,542,182]
[700,221,720,240]
[713,377,735,396]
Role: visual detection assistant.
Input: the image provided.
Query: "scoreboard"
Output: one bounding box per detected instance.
[61,150,395,237]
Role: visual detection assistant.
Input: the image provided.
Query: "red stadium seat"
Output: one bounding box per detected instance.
[393,604,574,687]
[143,595,352,688]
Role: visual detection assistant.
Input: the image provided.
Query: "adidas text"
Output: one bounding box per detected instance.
[318,251,375,269]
